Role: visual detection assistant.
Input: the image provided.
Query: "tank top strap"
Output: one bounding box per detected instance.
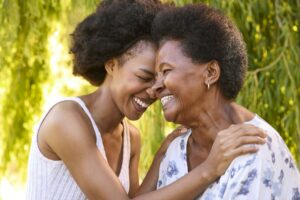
[36,97,107,162]
[121,119,131,167]
[67,97,108,161]
[117,119,131,193]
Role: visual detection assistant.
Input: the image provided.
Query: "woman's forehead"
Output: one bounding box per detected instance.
[156,40,189,64]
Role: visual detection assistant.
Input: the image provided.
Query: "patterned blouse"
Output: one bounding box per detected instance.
[157,115,300,199]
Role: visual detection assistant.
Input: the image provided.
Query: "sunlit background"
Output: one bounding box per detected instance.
[0,0,299,199]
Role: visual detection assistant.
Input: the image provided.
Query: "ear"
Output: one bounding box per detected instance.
[204,60,220,86]
[104,58,118,76]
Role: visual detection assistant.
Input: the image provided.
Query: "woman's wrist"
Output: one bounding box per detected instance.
[197,161,219,183]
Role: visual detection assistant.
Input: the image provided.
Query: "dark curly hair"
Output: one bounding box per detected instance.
[152,4,248,99]
[70,0,163,86]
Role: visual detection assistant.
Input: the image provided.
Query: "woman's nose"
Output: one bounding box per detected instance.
[146,87,156,99]
[146,77,164,99]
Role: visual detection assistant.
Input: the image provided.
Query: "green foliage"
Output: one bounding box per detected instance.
[0,0,69,181]
[0,0,100,183]
[0,0,299,188]
[133,102,165,178]
[133,102,177,178]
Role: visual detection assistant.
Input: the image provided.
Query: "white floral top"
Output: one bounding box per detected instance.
[157,115,300,199]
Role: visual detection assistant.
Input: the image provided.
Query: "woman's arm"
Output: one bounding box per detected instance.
[136,124,267,198]
[43,102,266,200]
[136,126,188,195]
[128,125,141,197]
[43,102,129,200]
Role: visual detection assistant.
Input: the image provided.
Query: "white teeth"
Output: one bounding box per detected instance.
[161,95,174,107]
[133,97,149,108]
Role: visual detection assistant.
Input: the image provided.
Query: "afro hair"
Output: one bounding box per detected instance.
[70,0,163,85]
[152,4,248,99]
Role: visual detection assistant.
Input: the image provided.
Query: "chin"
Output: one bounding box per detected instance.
[127,116,140,121]
[163,112,176,123]
[126,112,143,121]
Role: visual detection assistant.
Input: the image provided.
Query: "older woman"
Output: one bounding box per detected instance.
[149,4,300,199]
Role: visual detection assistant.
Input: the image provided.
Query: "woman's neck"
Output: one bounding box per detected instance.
[185,95,254,151]
[80,86,124,134]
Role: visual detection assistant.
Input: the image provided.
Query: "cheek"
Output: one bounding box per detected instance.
[165,72,204,102]
[164,72,188,92]
[163,75,175,91]
[111,78,131,98]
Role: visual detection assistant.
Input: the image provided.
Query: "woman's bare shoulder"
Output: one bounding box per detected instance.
[39,101,97,156]
[41,101,90,132]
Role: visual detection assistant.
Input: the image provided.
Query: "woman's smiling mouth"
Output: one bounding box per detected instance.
[133,96,150,112]
[161,95,174,107]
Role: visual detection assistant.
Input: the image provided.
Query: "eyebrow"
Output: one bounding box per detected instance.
[139,68,155,76]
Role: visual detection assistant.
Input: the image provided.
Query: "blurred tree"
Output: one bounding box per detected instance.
[0,0,72,182]
[0,0,299,187]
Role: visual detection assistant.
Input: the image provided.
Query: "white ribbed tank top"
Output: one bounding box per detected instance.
[26,97,130,200]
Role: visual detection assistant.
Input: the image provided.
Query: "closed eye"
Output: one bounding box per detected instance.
[162,68,171,75]
[137,75,153,82]
[137,68,155,82]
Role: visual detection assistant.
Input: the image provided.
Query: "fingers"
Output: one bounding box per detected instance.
[236,135,266,145]
[234,125,267,138]
[206,124,266,177]
[218,124,267,144]
[222,135,266,150]
[228,144,259,159]
[213,125,267,158]
[222,124,266,136]
[176,125,188,133]
[169,126,188,138]
[205,143,260,177]
[217,124,254,136]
